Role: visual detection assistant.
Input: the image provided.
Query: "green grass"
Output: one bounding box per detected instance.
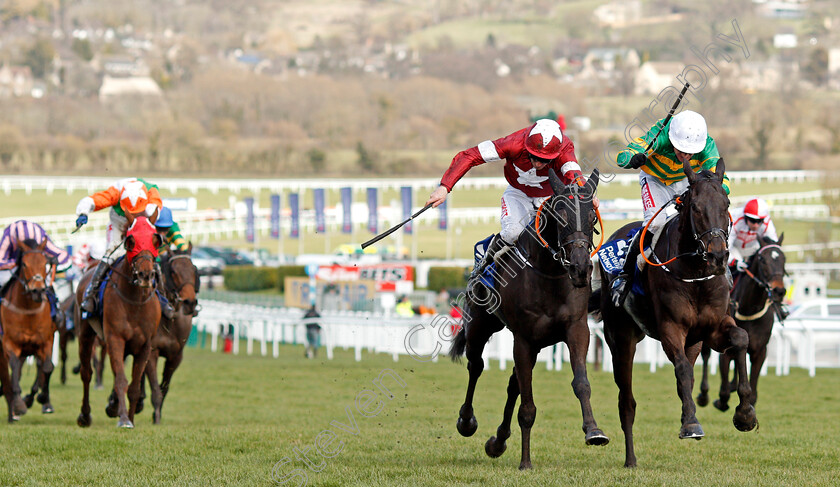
[1,344,837,486]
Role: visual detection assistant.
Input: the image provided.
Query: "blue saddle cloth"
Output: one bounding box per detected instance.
[597,227,646,297]
[84,256,170,320]
[473,235,497,290]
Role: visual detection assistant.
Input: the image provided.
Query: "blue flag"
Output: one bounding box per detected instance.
[289,193,299,238]
[401,186,413,234]
[244,197,255,243]
[314,188,326,233]
[270,194,280,239]
[341,187,352,234]
[367,188,378,234]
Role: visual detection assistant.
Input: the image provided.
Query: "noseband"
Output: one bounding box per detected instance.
[16,249,52,295]
[534,186,593,270]
[129,253,156,288]
[675,180,730,261]
[744,244,786,299]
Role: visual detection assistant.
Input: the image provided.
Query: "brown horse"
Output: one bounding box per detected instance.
[0,239,57,418]
[593,158,757,467]
[697,235,787,409]
[145,245,199,424]
[75,218,163,428]
[449,169,607,470]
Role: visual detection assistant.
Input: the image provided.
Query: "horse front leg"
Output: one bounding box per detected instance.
[23,364,42,409]
[36,346,55,414]
[59,329,69,385]
[485,369,518,458]
[748,346,767,407]
[696,344,711,407]
[127,343,152,424]
[456,315,497,438]
[145,349,163,424]
[606,325,639,467]
[0,348,14,422]
[7,350,27,418]
[95,341,106,390]
[107,336,132,428]
[708,316,757,432]
[77,327,95,427]
[159,351,184,416]
[566,321,609,446]
[714,349,733,411]
[659,326,704,440]
[511,339,539,470]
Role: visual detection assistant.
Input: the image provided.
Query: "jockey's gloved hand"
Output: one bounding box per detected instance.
[75,214,88,228]
[629,153,647,169]
[735,260,748,272]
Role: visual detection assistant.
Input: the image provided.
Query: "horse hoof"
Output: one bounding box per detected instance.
[585,429,610,446]
[696,393,709,407]
[456,416,478,437]
[94,384,104,391]
[13,398,28,416]
[10,414,20,423]
[713,399,729,412]
[105,400,119,418]
[42,405,54,414]
[733,406,757,432]
[679,423,704,440]
[77,414,92,427]
[135,400,144,415]
[117,419,135,429]
[518,461,533,471]
[484,436,507,458]
[23,395,34,408]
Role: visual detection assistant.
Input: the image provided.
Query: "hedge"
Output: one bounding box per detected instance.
[222,265,307,292]
[425,266,469,292]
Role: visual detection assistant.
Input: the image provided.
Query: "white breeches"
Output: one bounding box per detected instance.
[500,186,550,245]
[639,172,689,232]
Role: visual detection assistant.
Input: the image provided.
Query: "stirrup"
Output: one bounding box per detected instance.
[162,304,175,320]
[81,296,96,313]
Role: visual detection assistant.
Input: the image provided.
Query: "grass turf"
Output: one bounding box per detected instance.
[0,342,837,486]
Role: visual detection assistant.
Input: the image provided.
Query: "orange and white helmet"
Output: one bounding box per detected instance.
[119,180,149,214]
[743,198,769,222]
[524,119,564,160]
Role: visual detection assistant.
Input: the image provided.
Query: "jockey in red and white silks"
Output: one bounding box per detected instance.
[728,198,778,272]
[426,119,592,246]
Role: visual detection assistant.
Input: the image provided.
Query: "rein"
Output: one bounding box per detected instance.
[735,244,786,321]
[108,252,157,306]
[15,248,55,294]
[533,187,598,269]
[640,179,730,280]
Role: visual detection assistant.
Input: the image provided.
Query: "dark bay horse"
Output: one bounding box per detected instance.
[144,245,199,424]
[697,235,786,410]
[75,217,163,428]
[1,239,57,418]
[594,158,757,467]
[449,169,607,470]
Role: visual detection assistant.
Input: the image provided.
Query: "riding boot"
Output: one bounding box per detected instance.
[610,230,642,307]
[81,260,110,314]
[469,235,512,281]
[155,262,175,320]
[46,286,64,327]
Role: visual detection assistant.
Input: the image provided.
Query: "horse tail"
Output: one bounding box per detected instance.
[448,325,467,362]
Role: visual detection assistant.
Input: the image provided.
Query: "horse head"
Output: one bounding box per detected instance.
[124,217,163,289]
[162,242,199,316]
[749,233,787,304]
[679,157,730,273]
[15,238,49,302]
[540,168,600,288]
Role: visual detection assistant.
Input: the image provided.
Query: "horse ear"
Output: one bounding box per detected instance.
[38,239,48,251]
[125,235,136,252]
[153,234,163,250]
[777,232,784,245]
[683,158,697,184]
[547,169,564,195]
[714,157,726,181]
[187,241,193,254]
[586,168,600,193]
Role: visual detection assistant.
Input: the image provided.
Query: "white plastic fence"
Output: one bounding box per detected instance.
[193,300,840,376]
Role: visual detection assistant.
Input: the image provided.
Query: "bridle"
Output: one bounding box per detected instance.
[743,244,786,301]
[15,248,54,297]
[162,253,199,312]
[533,183,597,272]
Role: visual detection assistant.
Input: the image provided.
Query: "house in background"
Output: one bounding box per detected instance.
[0,64,34,97]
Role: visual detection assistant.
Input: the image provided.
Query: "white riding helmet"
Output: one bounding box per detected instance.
[668,110,707,154]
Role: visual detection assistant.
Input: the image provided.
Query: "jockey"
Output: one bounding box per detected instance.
[0,220,71,326]
[728,198,778,277]
[610,110,730,306]
[154,207,189,253]
[74,177,173,319]
[425,119,598,278]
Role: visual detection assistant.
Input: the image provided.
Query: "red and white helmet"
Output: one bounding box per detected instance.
[743,198,769,221]
[524,119,563,159]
